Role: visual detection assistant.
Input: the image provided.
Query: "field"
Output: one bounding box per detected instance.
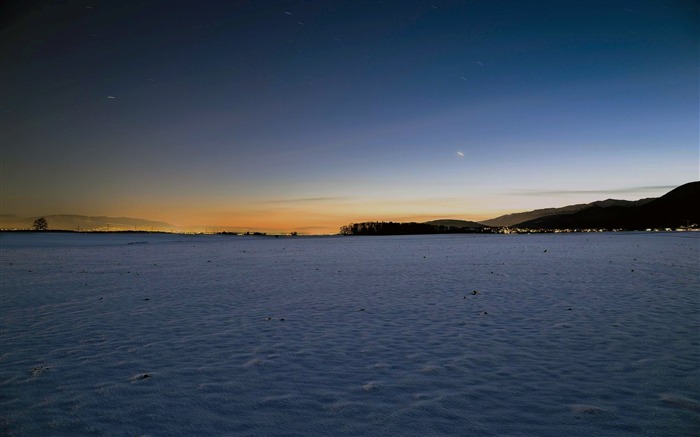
[1,232,698,436]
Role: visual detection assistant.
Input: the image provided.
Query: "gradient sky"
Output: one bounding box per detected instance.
[1,0,698,233]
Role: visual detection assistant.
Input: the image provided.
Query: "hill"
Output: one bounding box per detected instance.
[515,182,700,230]
[481,198,654,227]
[424,219,485,229]
[0,214,174,231]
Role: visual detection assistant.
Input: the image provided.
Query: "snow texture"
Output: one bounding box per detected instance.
[1,232,698,436]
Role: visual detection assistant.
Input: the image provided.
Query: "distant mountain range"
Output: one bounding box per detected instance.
[343,182,698,235]
[0,214,173,231]
[3,182,698,234]
[510,181,699,230]
[480,198,655,227]
[423,181,698,232]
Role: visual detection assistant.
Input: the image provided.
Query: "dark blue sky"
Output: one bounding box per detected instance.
[1,0,698,232]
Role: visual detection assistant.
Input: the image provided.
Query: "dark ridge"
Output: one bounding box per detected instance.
[481,198,654,227]
[515,181,700,230]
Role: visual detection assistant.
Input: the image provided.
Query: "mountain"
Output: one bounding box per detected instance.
[424,219,485,228]
[481,198,654,227]
[0,214,174,231]
[515,182,700,230]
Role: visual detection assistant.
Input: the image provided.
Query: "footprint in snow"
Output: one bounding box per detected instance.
[130,373,152,382]
[571,404,604,416]
[31,366,49,377]
[660,394,700,412]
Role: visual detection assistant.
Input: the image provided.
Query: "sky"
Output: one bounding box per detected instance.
[1,0,698,233]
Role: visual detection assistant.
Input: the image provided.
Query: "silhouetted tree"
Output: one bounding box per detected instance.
[33,217,48,231]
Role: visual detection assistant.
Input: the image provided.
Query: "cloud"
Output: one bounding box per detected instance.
[511,185,676,196]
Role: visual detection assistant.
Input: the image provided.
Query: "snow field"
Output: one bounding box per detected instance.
[1,232,698,436]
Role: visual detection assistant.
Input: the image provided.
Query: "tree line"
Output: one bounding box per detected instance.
[339,221,484,236]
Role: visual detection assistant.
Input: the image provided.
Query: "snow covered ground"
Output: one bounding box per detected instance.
[1,232,698,436]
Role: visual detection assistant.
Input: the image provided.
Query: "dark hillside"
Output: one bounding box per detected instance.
[482,198,653,227]
[516,182,699,229]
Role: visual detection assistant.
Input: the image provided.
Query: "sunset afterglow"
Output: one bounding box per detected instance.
[1,1,697,233]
